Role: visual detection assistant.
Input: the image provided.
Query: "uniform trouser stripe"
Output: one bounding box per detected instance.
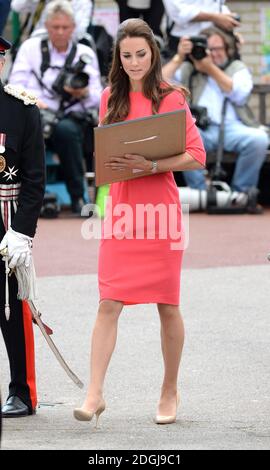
[0,270,37,410]
[1,211,37,410]
[22,301,37,409]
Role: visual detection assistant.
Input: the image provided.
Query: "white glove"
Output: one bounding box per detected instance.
[0,227,33,269]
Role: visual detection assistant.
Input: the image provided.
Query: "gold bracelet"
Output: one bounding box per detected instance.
[172,54,181,64]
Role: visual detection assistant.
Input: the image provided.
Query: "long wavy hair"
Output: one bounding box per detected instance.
[102,18,188,125]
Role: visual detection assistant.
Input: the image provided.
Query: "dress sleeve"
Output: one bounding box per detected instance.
[161,90,206,167]
[183,99,206,167]
[99,87,110,124]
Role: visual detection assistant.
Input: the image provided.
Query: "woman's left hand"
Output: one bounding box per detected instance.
[105,154,152,171]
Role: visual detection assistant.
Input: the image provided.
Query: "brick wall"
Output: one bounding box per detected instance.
[227,1,269,80]
[96,0,115,5]
[227,1,270,120]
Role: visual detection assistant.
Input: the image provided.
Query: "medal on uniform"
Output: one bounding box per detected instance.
[0,133,6,154]
[0,155,6,172]
[0,133,6,172]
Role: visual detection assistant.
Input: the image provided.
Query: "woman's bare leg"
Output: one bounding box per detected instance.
[81,299,123,411]
[157,303,185,415]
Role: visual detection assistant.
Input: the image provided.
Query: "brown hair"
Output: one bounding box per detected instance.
[102,18,188,125]
[201,26,238,60]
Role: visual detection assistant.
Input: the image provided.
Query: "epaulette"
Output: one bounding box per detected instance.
[4,84,37,105]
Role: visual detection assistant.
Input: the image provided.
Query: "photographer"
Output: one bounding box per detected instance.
[163,0,241,56]
[9,0,102,215]
[11,0,92,41]
[162,28,269,213]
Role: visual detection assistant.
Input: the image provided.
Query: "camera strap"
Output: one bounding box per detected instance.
[166,19,175,36]
[30,39,78,99]
[40,39,77,77]
[188,69,203,106]
[40,39,51,78]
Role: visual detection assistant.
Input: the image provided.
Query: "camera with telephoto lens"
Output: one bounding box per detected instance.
[40,108,62,139]
[52,53,92,98]
[189,36,208,60]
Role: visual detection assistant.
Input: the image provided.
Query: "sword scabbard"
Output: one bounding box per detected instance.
[28,300,84,389]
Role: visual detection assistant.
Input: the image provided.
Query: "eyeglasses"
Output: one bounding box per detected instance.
[208,46,225,52]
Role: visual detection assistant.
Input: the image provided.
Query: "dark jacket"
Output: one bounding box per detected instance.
[0,81,45,237]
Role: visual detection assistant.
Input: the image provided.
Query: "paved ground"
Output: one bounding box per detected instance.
[1,210,270,450]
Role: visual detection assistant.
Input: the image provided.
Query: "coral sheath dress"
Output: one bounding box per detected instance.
[98,88,205,305]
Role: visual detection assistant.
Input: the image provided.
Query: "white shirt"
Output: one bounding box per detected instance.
[163,0,230,38]
[175,65,253,124]
[9,36,102,113]
[11,0,93,40]
[127,1,151,8]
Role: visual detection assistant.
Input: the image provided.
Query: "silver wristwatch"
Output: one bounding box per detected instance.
[151,160,158,173]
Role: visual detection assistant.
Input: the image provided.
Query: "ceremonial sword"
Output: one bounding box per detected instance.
[28,299,84,389]
[0,248,84,389]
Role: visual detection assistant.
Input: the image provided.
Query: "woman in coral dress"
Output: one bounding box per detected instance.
[74,18,206,426]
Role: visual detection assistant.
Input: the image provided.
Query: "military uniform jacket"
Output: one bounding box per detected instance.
[0,81,45,237]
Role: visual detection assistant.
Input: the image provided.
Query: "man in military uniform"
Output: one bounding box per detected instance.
[0,36,45,417]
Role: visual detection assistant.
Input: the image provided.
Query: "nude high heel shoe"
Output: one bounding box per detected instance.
[73,399,106,428]
[155,392,180,425]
